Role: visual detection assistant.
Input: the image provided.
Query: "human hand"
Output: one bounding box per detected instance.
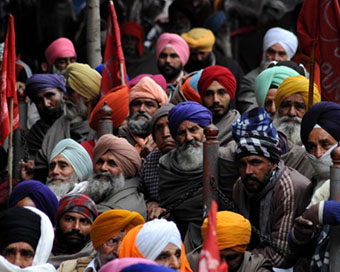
[20,160,35,180]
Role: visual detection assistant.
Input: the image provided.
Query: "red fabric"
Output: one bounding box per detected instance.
[198,65,236,100]
[121,21,143,57]
[0,14,18,145]
[297,0,340,102]
[182,76,202,104]
[100,1,127,96]
[80,140,95,162]
[198,201,228,272]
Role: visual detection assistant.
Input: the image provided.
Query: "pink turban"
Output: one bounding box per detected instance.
[99,258,156,272]
[93,134,142,178]
[45,38,77,66]
[129,77,168,105]
[129,74,167,92]
[156,33,190,66]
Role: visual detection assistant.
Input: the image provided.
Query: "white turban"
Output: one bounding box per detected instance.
[263,27,298,60]
[136,219,182,261]
[49,138,93,181]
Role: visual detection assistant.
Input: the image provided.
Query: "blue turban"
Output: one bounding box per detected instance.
[204,11,227,34]
[8,180,58,225]
[232,107,278,143]
[121,264,175,272]
[50,138,93,181]
[301,102,340,148]
[168,101,212,140]
[25,73,66,101]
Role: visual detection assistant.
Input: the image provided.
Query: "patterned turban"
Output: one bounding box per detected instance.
[168,101,212,140]
[121,22,143,56]
[198,65,236,100]
[301,102,340,148]
[201,211,251,253]
[181,28,215,52]
[45,37,77,66]
[255,66,299,107]
[56,194,98,224]
[91,209,145,249]
[50,138,93,181]
[93,134,141,178]
[99,258,157,272]
[129,77,168,106]
[129,74,167,92]
[65,63,101,100]
[25,73,66,101]
[275,75,320,109]
[181,70,203,104]
[156,33,190,65]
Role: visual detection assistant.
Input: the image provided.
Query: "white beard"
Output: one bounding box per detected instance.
[273,112,302,146]
[64,96,88,122]
[174,140,203,171]
[46,175,78,200]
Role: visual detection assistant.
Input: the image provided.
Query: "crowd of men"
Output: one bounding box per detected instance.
[1,1,340,272]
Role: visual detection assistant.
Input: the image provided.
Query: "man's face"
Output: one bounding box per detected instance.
[130,98,159,117]
[278,93,306,119]
[264,88,277,118]
[219,248,243,272]
[155,243,181,270]
[154,116,176,154]
[48,154,75,184]
[202,80,231,119]
[64,86,89,121]
[157,47,183,82]
[239,155,277,193]
[52,56,76,74]
[33,88,64,121]
[176,120,204,146]
[3,242,35,268]
[307,127,337,158]
[190,50,210,63]
[265,43,288,62]
[94,151,122,177]
[122,35,139,57]
[171,11,191,34]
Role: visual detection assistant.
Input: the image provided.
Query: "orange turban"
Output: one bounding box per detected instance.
[90,209,144,249]
[181,76,202,104]
[201,211,251,253]
[89,85,129,130]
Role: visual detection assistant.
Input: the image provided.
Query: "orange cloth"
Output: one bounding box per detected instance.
[181,76,202,104]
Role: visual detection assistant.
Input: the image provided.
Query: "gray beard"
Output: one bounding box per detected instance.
[64,97,88,122]
[85,172,125,203]
[174,140,203,171]
[273,112,302,146]
[46,175,78,200]
[127,112,152,137]
[96,251,118,268]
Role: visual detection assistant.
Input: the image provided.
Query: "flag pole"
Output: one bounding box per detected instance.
[308,41,316,110]
[119,62,125,86]
[8,97,14,196]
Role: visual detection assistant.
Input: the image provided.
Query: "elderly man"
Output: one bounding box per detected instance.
[49,194,98,269]
[156,33,190,99]
[0,206,55,271]
[273,75,321,146]
[197,65,240,146]
[57,209,145,272]
[118,76,168,157]
[119,219,192,272]
[237,27,298,114]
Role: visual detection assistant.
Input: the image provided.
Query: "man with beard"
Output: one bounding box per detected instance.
[57,209,144,272]
[118,76,168,157]
[49,194,98,269]
[197,65,240,146]
[232,113,310,268]
[273,75,320,146]
[156,33,189,100]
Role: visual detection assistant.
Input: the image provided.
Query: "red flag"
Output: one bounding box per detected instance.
[297,0,340,102]
[100,1,127,96]
[0,14,18,145]
[198,201,228,272]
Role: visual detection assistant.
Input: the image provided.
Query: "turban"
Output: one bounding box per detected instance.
[268,60,306,76]
[151,103,174,141]
[255,66,299,107]
[65,63,101,100]
[93,134,141,178]
[168,101,212,140]
[121,22,143,56]
[129,74,167,92]
[156,33,190,65]
[25,73,66,101]
[8,180,58,225]
[232,107,278,143]
[91,209,145,249]
[181,70,203,104]
[89,85,129,130]
[99,258,156,272]
[201,211,251,253]
[198,65,236,100]
[121,263,177,272]
[45,37,77,66]
[129,76,168,105]
[50,138,93,181]
[275,75,320,109]
[56,194,98,224]
[263,27,298,60]
[204,11,227,34]
[181,28,215,52]
[301,102,340,148]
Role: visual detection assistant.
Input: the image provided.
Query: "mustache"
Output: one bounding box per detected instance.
[130,112,152,120]
[65,230,86,240]
[279,115,301,124]
[243,175,262,184]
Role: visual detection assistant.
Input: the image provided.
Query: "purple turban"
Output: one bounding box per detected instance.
[168,101,212,140]
[25,73,66,101]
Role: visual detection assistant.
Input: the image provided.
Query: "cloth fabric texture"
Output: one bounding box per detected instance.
[150,103,174,141]
[179,70,203,104]
[181,28,215,52]
[156,33,190,66]
[90,209,145,249]
[121,22,144,57]
[121,263,176,272]
[215,109,240,147]
[99,258,157,272]
[129,74,167,92]
[45,37,76,66]
[92,134,141,178]
[8,180,58,225]
[50,138,93,181]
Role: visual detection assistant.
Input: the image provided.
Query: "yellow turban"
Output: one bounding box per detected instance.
[201,211,251,253]
[181,28,215,52]
[90,209,144,249]
[65,62,101,100]
[275,75,321,109]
